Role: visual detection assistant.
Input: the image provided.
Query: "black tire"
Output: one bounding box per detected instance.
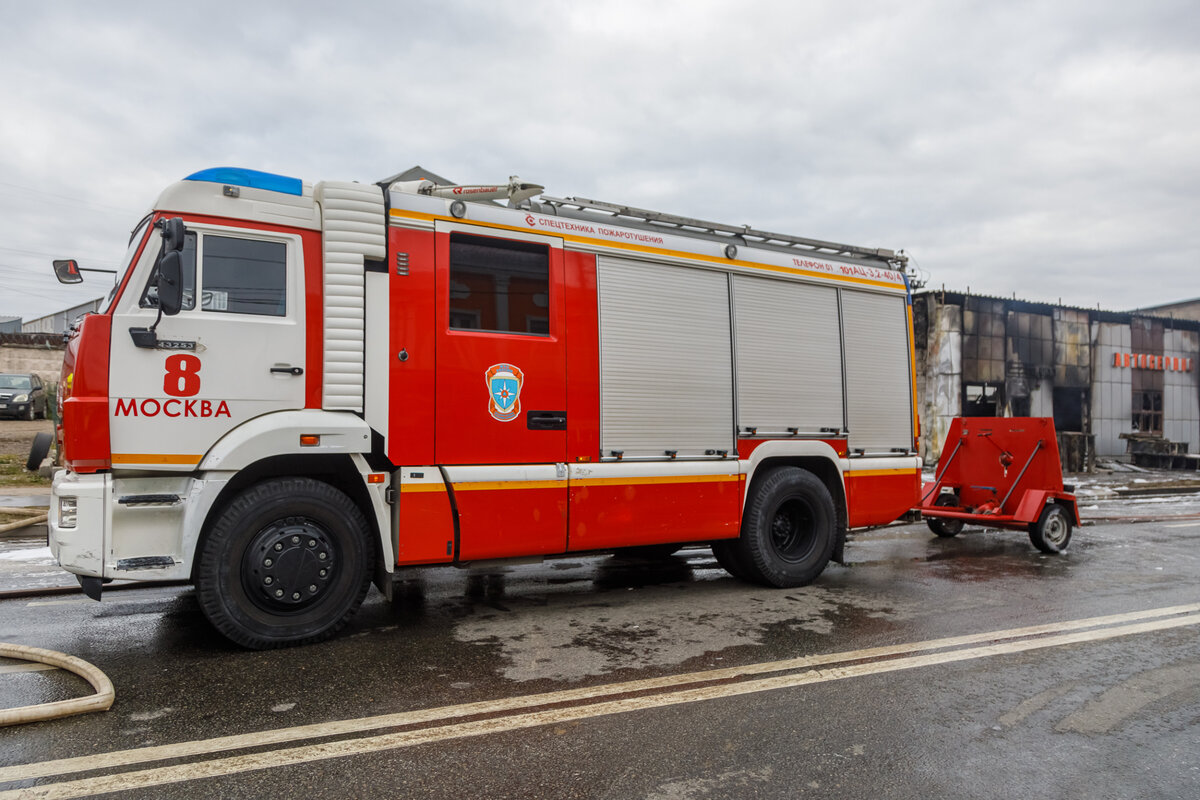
[735,467,837,588]
[196,477,375,649]
[22,403,34,421]
[35,399,45,420]
[1029,504,1072,554]
[711,540,752,580]
[927,493,964,538]
[25,432,52,472]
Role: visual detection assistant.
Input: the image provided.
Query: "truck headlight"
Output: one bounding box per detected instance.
[59,497,78,528]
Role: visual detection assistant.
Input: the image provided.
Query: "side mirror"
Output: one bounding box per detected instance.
[158,251,183,316]
[52,259,83,285]
[162,217,186,253]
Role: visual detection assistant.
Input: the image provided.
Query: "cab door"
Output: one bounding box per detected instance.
[108,222,307,470]
[433,223,568,559]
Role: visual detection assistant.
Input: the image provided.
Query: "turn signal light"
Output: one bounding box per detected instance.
[367,473,386,484]
[299,434,320,447]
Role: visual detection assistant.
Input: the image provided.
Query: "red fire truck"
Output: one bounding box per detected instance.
[50,167,921,648]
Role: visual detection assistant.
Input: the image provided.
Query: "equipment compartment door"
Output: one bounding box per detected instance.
[433,223,568,558]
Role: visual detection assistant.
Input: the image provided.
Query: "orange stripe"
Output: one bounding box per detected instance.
[111,453,202,466]
[572,475,740,488]
[845,468,920,479]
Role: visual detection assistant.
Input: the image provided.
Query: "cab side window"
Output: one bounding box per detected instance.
[140,233,197,310]
[202,236,287,316]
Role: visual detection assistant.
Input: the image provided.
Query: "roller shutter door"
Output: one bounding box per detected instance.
[732,276,843,434]
[597,256,734,458]
[841,290,913,453]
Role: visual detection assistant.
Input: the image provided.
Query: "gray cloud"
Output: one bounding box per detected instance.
[1,0,1197,318]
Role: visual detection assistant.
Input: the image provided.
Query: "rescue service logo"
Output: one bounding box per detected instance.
[485,363,524,422]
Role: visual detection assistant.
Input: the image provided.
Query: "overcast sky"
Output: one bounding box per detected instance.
[2,1,1197,321]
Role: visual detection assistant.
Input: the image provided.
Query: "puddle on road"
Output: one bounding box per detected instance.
[450,563,922,682]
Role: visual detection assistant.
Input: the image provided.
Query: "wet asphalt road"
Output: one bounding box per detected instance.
[1,497,1199,799]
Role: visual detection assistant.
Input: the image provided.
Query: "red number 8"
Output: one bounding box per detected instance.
[164,354,202,397]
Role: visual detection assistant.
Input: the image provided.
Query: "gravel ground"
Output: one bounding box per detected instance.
[0,418,54,458]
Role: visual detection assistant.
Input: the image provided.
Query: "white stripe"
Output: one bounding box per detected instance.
[1,603,1196,796]
[5,611,1197,799]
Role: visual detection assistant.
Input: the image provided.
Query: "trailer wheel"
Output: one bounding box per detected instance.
[737,467,836,588]
[1029,504,1072,554]
[196,478,375,649]
[927,494,964,538]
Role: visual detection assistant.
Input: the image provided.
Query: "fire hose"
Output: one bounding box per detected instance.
[0,643,114,726]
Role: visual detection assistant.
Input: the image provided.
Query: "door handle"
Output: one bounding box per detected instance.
[270,365,304,376]
[526,410,567,431]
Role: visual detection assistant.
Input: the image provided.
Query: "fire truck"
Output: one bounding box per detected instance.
[49,166,921,648]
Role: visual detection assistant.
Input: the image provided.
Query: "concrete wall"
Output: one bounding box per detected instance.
[0,336,65,389]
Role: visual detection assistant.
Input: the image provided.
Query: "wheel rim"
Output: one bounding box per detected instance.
[769,498,817,563]
[1043,511,1068,547]
[241,518,338,612]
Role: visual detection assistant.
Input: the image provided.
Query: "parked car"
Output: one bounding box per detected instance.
[0,373,47,420]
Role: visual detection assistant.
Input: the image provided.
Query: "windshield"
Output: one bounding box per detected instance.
[102,215,154,312]
[0,375,32,391]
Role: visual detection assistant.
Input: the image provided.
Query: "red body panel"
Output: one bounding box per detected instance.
[432,229,568,465]
[61,314,113,472]
[568,475,743,551]
[387,227,437,465]
[455,484,568,560]
[396,483,456,565]
[845,470,921,528]
[564,251,601,463]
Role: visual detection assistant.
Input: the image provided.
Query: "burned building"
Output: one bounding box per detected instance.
[913,291,1200,469]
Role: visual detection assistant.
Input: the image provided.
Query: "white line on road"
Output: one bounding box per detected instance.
[1163,521,1200,528]
[2,604,1198,799]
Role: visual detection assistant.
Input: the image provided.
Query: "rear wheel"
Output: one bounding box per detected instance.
[711,539,752,580]
[1029,504,1072,554]
[196,477,375,649]
[736,467,837,588]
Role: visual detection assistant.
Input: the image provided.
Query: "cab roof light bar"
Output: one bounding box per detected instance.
[184,167,303,196]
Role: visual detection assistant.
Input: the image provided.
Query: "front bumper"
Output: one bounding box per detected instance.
[50,469,230,585]
[49,469,109,578]
[0,401,32,418]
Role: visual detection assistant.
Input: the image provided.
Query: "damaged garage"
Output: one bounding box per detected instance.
[913,291,1200,470]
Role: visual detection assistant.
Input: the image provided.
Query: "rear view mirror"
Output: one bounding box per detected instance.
[52,259,83,285]
[158,251,183,316]
[162,217,186,252]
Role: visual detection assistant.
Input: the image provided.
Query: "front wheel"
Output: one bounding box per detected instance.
[736,467,837,588]
[1029,504,1072,554]
[196,478,375,649]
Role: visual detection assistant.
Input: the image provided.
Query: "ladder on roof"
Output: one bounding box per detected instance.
[537,195,905,266]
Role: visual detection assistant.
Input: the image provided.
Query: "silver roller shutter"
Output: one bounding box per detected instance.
[733,276,843,434]
[841,290,914,454]
[597,256,734,458]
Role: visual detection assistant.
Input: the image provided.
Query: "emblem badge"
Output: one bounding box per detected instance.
[485,363,524,422]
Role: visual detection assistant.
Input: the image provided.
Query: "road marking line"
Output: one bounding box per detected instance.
[1,604,1198,798]
[1163,521,1200,528]
[3,602,1196,786]
[6,612,1199,800]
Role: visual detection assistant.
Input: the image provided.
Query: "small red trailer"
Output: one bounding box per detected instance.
[917,417,1080,552]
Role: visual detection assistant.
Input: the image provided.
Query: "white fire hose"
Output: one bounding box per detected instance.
[0,643,114,726]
